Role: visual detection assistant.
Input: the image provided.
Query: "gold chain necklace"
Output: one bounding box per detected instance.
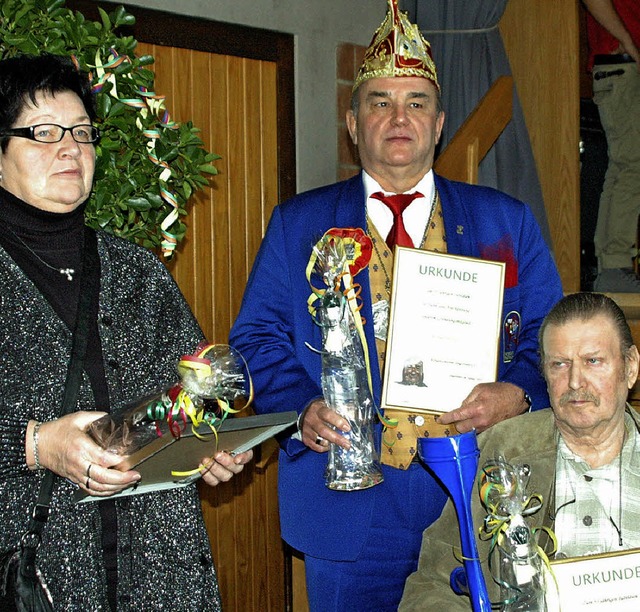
[369,232,393,294]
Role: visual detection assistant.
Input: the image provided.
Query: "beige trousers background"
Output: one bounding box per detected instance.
[593,61,640,270]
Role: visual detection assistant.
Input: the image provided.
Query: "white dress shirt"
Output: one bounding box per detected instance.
[363,170,437,247]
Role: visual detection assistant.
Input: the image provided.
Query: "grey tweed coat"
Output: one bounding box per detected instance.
[0,232,221,611]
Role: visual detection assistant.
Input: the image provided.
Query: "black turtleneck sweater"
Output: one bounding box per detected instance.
[0,185,109,404]
[0,185,117,609]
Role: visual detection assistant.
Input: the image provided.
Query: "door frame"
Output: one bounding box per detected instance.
[69,0,296,203]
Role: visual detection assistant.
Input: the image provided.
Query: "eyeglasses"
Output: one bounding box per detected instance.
[0,123,100,144]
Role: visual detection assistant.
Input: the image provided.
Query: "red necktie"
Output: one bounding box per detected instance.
[371,191,424,249]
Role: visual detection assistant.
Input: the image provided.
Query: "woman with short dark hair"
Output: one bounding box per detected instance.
[0,53,251,611]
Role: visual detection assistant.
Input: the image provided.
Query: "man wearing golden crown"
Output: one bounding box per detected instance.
[230,0,562,609]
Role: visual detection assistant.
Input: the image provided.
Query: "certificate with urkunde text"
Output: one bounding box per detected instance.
[381,248,505,414]
[546,548,640,611]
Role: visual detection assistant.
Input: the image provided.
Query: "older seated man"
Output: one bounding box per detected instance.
[399,292,640,610]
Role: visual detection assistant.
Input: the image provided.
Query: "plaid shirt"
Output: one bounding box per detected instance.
[554,411,640,557]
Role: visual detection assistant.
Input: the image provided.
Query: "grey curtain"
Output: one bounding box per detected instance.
[401,0,552,249]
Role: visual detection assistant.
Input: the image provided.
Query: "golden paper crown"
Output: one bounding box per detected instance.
[353,0,439,92]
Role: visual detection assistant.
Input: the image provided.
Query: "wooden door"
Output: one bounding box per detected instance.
[136,41,284,611]
[68,2,296,609]
[500,0,581,292]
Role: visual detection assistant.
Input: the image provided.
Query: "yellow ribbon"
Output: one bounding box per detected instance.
[305,232,374,399]
[477,460,558,608]
[170,344,254,477]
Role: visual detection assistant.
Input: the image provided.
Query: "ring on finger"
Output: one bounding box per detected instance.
[86,464,92,478]
[86,477,91,490]
[315,435,325,445]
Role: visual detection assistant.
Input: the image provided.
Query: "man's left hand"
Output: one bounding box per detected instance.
[436,382,528,433]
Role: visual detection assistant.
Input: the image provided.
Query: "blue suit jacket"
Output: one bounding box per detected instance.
[230,173,563,560]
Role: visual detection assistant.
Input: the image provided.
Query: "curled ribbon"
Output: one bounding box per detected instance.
[124,344,254,478]
[91,48,181,257]
[477,458,558,608]
[305,228,401,444]
[169,344,254,477]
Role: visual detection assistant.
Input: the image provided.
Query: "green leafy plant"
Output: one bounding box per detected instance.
[0,0,219,257]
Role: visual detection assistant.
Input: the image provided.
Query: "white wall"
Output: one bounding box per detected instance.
[102,0,384,194]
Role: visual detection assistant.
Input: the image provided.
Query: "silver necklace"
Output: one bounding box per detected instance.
[6,225,75,281]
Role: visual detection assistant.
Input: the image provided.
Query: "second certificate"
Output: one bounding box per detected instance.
[381,247,505,414]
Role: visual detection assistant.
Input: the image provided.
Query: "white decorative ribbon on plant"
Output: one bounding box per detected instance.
[90,48,181,257]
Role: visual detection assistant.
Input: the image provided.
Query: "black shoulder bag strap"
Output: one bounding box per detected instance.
[21,228,100,584]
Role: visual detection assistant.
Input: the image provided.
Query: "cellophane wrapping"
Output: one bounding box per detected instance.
[88,343,250,456]
[479,456,551,610]
[309,229,383,491]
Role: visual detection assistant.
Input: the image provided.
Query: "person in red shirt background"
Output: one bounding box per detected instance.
[584,0,640,292]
